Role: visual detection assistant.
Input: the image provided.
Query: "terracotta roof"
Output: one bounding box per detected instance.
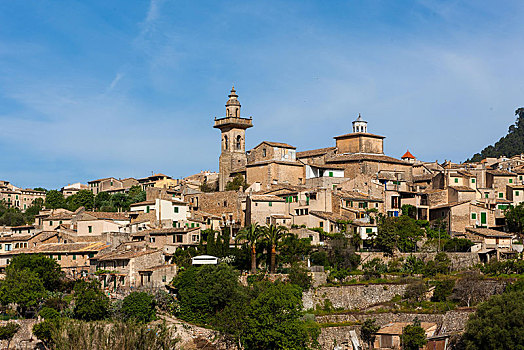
[95,248,160,261]
[377,322,437,335]
[27,242,109,254]
[401,150,415,159]
[79,212,130,221]
[333,132,385,139]
[270,214,292,219]
[130,200,156,207]
[258,141,296,149]
[466,227,513,238]
[306,163,345,170]
[430,201,470,210]
[139,264,176,272]
[448,186,476,192]
[297,147,336,158]
[413,174,434,182]
[246,160,303,167]
[487,170,516,176]
[0,234,32,242]
[46,212,74,220]
[326,153,408,165]
[143,227,200,235]
[88,177,118,183]
[336,190,382,202]
[250,195,286,202]
[310,211,348,222]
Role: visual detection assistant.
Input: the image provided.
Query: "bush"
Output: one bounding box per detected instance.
[0,322,20,348]
[288,263,312,291]
[73,280,109,321]
[310,251,329,267]
[404,281,427,302]
[431,279,455,302]
[39,307,60,320]
[121,292,156,323]
[362,258,388,280]
[443,238,474,252]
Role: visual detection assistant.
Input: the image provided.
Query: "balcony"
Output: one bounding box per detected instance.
[213,117,253,129]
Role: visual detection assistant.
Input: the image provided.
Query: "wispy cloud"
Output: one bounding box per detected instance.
[107,72,124,91]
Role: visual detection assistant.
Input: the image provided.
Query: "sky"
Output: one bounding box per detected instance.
[1,0,524,189]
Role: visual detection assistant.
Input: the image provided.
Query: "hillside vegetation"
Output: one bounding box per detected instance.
[469,108,524,162]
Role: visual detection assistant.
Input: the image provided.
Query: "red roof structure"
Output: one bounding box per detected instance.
[401,150,415,160]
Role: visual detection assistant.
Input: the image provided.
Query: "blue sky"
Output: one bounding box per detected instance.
[1,0,524,189]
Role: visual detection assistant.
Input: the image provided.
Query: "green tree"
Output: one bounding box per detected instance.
[172,264,246,324]
[242,282,318,350]
[236,223,264,273]
[505,203,524,235]
[45,190,65,209]
[401,318,428,350]
[8,254,62,291]
[0,322,20,349]
[67,189,95,211]
[94,191,112,210]
[263,225,289,273]
[0,268,46,315]
[287,262,312,291]
[122,292,156,323]
[431,279,455,302]
[361,318,380,349]
[279,234,313,265]
[73,280,109,321]
[461,290,524,349]
[225,174,248,191]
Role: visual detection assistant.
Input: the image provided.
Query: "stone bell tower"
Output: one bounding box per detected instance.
[214,86,253,191]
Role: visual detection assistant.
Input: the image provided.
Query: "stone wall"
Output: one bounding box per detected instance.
[303,284,408,311]
[358,251,479,271]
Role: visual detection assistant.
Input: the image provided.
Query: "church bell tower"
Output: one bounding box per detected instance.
[214,86,253,191]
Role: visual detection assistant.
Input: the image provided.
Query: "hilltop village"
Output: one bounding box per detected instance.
[0,88,523,349]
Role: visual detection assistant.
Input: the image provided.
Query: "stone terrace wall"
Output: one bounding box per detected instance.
[358,252,479,271]
[303,284,408,310]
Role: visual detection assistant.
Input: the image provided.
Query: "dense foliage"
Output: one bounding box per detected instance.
[73,280,110,321]
[505,203,524,235]
[0,198,43,226]
[461,288,524,349]
[375,215,424,255]
[8,254,63,291]
[121,292,156,323]
[401,318,428,350]
[469,108,524,162]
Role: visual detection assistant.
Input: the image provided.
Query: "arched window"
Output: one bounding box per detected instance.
[224,135,228,150]
[236,135,242,150]
[263,148,267,157]
[236,108,239,117]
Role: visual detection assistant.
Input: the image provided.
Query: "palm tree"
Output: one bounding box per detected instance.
[263,224,289,274]
[235,223,263,273]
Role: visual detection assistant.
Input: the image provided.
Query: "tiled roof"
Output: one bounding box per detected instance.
[306,163,345,170]
[430,201,470,209]
[413,174,434,182]
[258,141,296,149]
[487,170,516,176]
[79,211,130,221]
[88,177,117,183]
[448,186,476,192]
[130,200,156,207]
[401,150,415,159]
[336,190,382,202]
[96,248,160,261]
[378,322,436,335]
[466,227,513,238]
[297,147,336,158]
[326,153,408,165]
[333,132,385,139]
[0,234,32,242]
[144,227,200,235]
[139,264,176,272]
[27,242,109,254]
[246,160,303,167]
[310,210,349,222]
[250,195,286,202]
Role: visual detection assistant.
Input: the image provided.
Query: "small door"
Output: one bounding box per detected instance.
[481,212,487,225]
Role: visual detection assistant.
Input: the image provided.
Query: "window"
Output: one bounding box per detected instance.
[269,202,272,207]
[59,220,63,225]
[174,207,179,213]
[176,235,183,243]
[162,275,166,283]
[333,185,336,190]
[262,148,267,157]
[516,191,520,196]
[485,193,489,198]
[471,178,476,183]
[57,255,61,261]
[73,255,76,260]
[454,178,458,183]
[329,171,333,177]
[49,221,53,226]
[294,196,298,202]
[224,135,228,150]
[366,228,373,234]
[319,222,323,228]
[146,206,150,213]
[89,253,94,258]
[499,192,503,198]
[150,237,155,243]
[509,179,513,183]
[110,181,113,186]
[520,175,523,181]
[191,223,195,228]
[88,226,93,233]
[236,135,241,150]
[471,213,477,220]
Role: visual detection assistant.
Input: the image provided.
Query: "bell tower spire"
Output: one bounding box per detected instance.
[214,86,253,191]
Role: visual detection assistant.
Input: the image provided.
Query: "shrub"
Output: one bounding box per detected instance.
[362,258,388,280]
[39,307,60,320]
[121,292,156,323]
[404,281,427,302]
[288,263,313,291]
[431,279,455,302]
[0,322,20,349]
[73,280,109,321]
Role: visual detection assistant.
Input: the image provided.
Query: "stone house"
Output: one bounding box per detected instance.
[373,322,437,349]
[466,227,515,261]
[131,227,201,248]
[130,198,189,228]
[138,264,177,289]
[245,195,287,226]
[91,244,167,290]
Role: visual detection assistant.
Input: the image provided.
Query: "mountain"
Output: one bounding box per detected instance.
[468,108,524,162]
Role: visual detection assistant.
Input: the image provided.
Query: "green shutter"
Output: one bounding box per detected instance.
[471,213,476,220]
[269,202,272,207]
[480,212,487,225]
[454,178,458,183]
[499,193,503,198]
[329,171,333,177]
[509,179,513,183]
